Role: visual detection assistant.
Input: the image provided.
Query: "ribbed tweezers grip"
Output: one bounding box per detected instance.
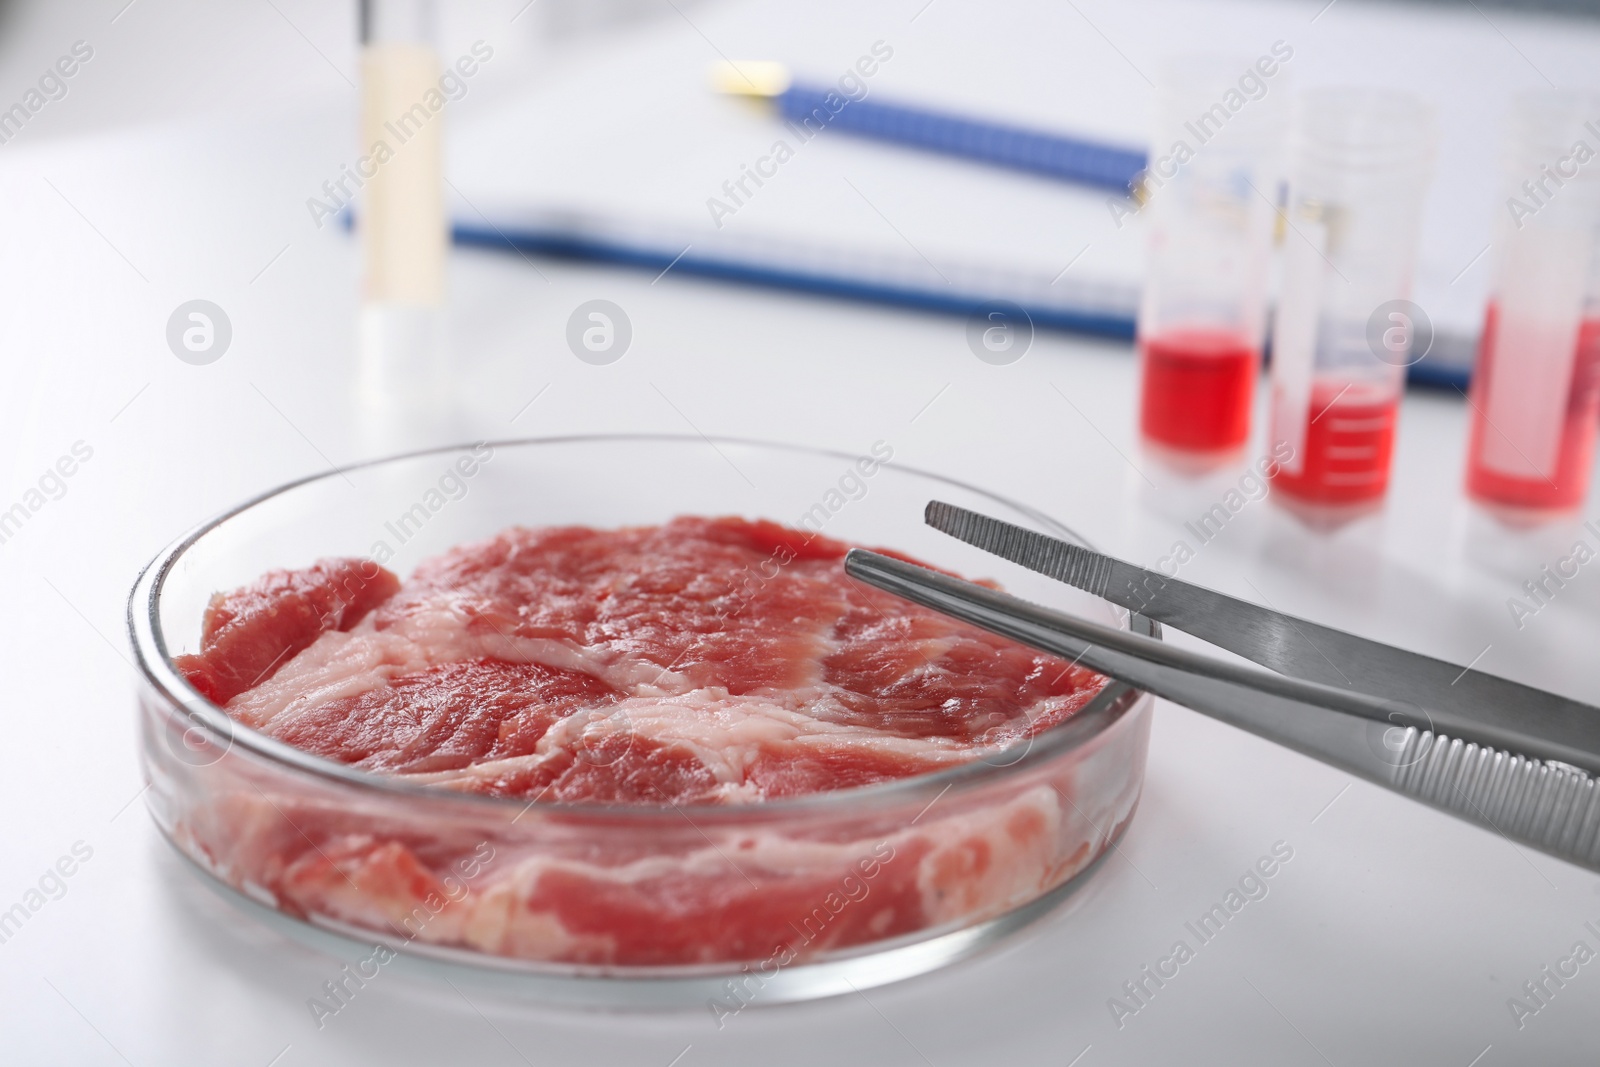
[925,501,1115,598]
[1394,730,1600,869]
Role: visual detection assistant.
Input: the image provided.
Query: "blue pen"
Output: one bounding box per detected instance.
[715,61,1147,195]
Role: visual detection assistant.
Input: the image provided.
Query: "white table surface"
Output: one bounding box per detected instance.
[4,0,1600,1064]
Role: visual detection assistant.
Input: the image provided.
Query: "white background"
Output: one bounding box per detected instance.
[2,0,1600,1063]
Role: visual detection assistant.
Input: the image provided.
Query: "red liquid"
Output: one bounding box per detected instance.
[1138,329,1258,456]
[1270,381,1399,511]
[1465,303,1600,515]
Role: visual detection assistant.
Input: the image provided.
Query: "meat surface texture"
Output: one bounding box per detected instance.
[195,517,1105,804]
[168,516,1133,968]
[175,558,399,705]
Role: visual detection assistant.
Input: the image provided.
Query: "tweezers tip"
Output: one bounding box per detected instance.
[924,499,964,535]
[921,499,1115,598]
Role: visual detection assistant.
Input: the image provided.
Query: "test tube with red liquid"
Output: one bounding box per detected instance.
[1137,56,1287,473]
[1267,90,1435,526]
[1465,93,1600,524]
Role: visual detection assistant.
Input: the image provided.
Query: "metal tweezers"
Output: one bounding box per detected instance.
[844,500,1600,873]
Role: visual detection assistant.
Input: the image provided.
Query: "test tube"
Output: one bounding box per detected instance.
[1137,55,1287,473]
[358,0,450,420]
[1464,92,1600,523]
[1267,89,1435,526]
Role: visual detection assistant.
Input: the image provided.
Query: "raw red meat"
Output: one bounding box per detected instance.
[175,558,399,704]
[171,517,1120,968]
[198,517,1104,804]
[267,659,622,775]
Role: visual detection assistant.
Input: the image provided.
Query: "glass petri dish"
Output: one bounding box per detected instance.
[127,435,1156,1007]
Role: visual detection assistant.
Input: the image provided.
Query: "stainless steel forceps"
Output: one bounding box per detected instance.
[844,500,1600,873]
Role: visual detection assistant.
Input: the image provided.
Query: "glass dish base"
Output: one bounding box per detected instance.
[166,819,1127,1010]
